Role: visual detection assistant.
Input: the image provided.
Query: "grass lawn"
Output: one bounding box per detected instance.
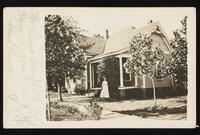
[48,90,187,121]
[98,96,187,120]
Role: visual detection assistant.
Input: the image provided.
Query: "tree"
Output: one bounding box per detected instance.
[169,16,188,92]
[45,15,90,101]
[96,56,120,98]
[46,80,51,121]
[124,33,169,104]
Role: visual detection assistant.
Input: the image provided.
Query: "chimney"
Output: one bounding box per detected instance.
[106,29,109,39]
[148,20,153,24]
[131,25,136,30]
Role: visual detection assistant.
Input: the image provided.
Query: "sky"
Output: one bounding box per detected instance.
[46,8,192,39]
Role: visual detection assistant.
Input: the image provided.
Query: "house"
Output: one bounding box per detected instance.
[82,36,106,90]
[86,21,174,99]
[64,36,106,94]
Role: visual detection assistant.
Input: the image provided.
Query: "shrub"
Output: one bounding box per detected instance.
[94,89,101,97]
[74,83,86,95]
[50,100,103,121]
[87,101,103,120]
[144,104,167,113]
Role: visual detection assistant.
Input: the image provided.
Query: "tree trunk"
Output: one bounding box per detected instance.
[65,74,68,93]
[46,81,51,121]
[170,75,173,88]
[151,77,157,105]
[57,83,63,102]
[65,76,72,95]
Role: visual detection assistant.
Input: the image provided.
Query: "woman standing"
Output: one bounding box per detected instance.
[100,77,110,98]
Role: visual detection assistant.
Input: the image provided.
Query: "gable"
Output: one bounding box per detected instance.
[80,37,106,56]
[103,21,172,55]
[151,33,171,52]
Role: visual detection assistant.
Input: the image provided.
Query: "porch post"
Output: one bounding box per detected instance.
[85,64,88,90]
[142,75,146,88]
[142,75,146,98]
[119,57,124,87]
[89,63,92,89]
[135,76,138,86]
[171,76,174,88]
[92,64,94,88]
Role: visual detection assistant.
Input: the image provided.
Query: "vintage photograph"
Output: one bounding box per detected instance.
[3,7,196,128]
[45,9,188,122]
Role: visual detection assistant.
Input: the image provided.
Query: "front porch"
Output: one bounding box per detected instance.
[88,53,142,94]
[87,51,173,99]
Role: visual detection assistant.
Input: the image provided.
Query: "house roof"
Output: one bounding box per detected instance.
[82,37,106,56]
[88,21,172,62]
[103,21,171,55]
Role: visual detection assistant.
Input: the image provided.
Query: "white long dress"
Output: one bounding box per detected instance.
[100,81,110,98]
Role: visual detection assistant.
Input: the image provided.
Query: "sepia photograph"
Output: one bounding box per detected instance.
[3,7,196,128]
[45,10,189,122]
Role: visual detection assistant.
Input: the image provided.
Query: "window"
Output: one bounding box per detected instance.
[92,63,101,87]
[122,58,131,81]
[122,57,135,86]
[154,63,164,80]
